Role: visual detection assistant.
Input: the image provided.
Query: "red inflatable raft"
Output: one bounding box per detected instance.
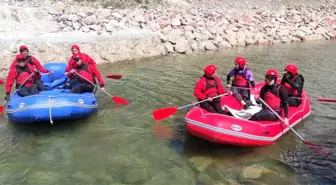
[185,81,311,147]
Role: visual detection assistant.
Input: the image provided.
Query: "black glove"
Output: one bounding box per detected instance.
[4,94,10,101]
[243,103,250,110]
[281,74,288,84]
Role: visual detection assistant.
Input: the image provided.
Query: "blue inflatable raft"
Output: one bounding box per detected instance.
[6,63,98,123]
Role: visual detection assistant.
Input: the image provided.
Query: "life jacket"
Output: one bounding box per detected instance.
[15,65,34,88]
[202,76,218,98]
[264,84,282,111]
[77,64,94,84]
[283,74,304,96]
[232,68,249,87]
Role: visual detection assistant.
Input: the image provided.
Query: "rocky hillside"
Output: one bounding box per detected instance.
[0,0,335,78]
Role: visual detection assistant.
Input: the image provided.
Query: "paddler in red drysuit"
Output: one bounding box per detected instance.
[249,69,289,125]
[65,44,96,73]
[66,54,105,93]
[226,56,256,110]
[11,45,52,91]
[194,64,228,114]
[64,44,97,89]
[280,64,305,107]
[5,54,40,100]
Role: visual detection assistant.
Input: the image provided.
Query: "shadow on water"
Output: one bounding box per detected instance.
[167,117,257,157]
[6,113,98,136]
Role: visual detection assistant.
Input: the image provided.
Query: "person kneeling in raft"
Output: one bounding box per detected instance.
[66,54,105,94]
[5,54,41,100]
[194,64,229,115]
[226,56,256,110]
[249,69,289,125]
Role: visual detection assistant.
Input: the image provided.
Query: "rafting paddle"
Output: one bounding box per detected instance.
[292,97,336,103]
[75,72,130,105]
[0,73,35,113]
[105,74,122,79]
[258,98,317,146]
[152,93,229,121]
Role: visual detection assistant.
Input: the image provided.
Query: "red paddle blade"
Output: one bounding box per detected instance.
[0,106,4,113]
[152,107,178,121]
[112,96,130,105]
[0,80,5,84]
[317,98,336,103]
[304,141,316,146]
[105,75,122,79]
[305,141,331,155]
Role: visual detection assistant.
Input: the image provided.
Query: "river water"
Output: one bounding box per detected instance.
[0,40,335,185]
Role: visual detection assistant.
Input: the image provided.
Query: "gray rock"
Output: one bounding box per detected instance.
[8,42,17,53]
[89,25,102,31]
[164,42,174,53]
[83,15,96,25]
[237,37,246,46]
[77,12,87,18]
[174,37,190,53]
[245,38,256,45]
[327,32,335,38]
[190,40,198,51]
[157,32,168,42]
[47,8,61,16]
[242,164,271,179]
[72,22,81,30]
[67,14,79,22]
[315,27,328,35]
[292,30,306,40]
[167,30,182,44]
[257,37,269,44]
[81,26,90,33]
[172,18,181,27]
[111,12,122,20]
[205,41,217,50]
[219,40,232,48]
[304,34,323,41]
[185,31,195,41]
[299,26,313,35]
[227,37,238,46]
[55,1,66,12]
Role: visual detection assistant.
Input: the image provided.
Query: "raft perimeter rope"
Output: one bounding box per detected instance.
[49,95,53,125]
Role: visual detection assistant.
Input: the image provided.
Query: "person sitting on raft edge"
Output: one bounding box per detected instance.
[194,64,229,115]
[5,54,41,100]
[249,69,289,125]
[66,54,105,94]
[226,56,256,110]
[11,45,52,91]
[281,64,305,107]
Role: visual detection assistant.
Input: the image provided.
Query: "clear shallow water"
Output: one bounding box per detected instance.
[0,40,335,185]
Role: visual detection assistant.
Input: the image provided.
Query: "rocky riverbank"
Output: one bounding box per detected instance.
[1,0,336,77]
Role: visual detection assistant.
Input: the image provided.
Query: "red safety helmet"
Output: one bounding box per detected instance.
[265,69,278,79]
[19,45,29,52]
[71,44,80,51]
[235,57,246,67]
[204,64,217,77]
[72,54,82,61]
[285,64,298,74]
[16,54,26,62]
